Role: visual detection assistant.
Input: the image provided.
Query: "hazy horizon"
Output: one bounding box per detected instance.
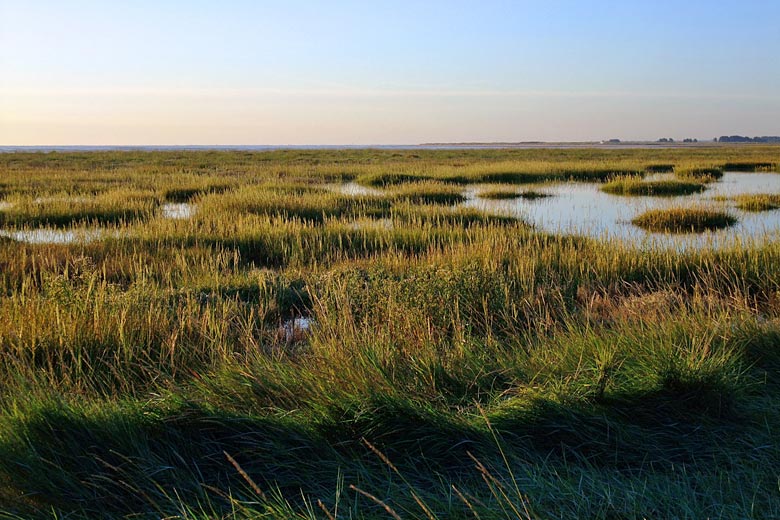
[2,0,779,145]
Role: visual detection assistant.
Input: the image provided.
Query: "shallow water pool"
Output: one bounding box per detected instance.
[0,228,104,245]
[161,202,196,219]
[461,172,780,249]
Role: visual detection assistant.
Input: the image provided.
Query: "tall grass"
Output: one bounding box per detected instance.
[0,148,780,518]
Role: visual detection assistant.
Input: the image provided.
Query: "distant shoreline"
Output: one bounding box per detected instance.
[3,141,776,153]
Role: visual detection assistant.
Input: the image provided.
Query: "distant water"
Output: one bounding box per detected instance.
[0,143,721,153]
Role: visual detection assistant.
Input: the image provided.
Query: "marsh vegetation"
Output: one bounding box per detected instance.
[730,194,780,212]
[0,147,779,518]
[631,207,738,232]
[600,177,705,196]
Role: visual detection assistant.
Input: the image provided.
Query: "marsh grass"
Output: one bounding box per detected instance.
[0,148,780,518]
[729,194,780,212]
[644,163,675,173]
[600,177,705,196]
[722,161,776,172]
[0,190,158,227]
[631,207,738,233]
[164,181,235,202]
[389,182,466,204]
[355,160,646,187]
[200,187,392,222]
[674,166,724,182]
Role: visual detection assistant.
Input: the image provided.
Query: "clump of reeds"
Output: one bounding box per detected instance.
[601,177,705,196]
[722,161,776,172]
[631,207,737,232]
[730,194,780,212]
[674,166,724,182]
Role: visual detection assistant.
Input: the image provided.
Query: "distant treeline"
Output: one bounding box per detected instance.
[717,135,780,143]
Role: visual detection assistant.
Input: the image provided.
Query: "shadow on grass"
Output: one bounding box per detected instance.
[0,376,750,517]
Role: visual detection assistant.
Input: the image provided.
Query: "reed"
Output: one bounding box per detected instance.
[601,177,705,196]
[631,207,737,232]
[721,193,780,212]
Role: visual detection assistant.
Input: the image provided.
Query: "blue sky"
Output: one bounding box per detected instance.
[1,0,779,144]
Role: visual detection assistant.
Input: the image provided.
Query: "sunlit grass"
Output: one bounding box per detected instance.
[0,148,779,518]
[674,165,724,182]
[631,207,737,232]
[0,189,158,227]
[601,177,705,196]
[388,181,466,204]
[730,193,780,212]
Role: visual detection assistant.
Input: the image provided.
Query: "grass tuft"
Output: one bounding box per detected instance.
[631,207,737,232]
[674,166,724,182]
[601,177,705,196]
[730,194,780,212]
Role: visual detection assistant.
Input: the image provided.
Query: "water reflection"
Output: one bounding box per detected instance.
[0,229,103,245]
[326,182,384,197]
[280,317,313,343]
[462,173,780,248]
[162,202,195,219]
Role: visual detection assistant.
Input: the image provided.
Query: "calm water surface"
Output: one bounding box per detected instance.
[461,172,780,249]
[161,202,196,219]
[3,173,779,247]
[0,229,104,245]
[326,182,383,196]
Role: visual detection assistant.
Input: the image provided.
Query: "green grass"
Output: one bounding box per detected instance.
[0,190,158,227]
[600,177,705,196]
[389,182,467,204]
[631,207,738,233]
[0,148,780,518]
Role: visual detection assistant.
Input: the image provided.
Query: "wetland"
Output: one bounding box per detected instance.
[1,147,780,518]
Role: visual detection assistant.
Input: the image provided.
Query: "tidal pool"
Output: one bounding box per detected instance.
[327,182,384,197]
[162,202,195,219]
[280,317,313,343]
[462,172,780,248]
[0,228,104,245]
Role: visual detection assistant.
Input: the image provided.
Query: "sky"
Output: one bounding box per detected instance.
[1,0,779,145]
